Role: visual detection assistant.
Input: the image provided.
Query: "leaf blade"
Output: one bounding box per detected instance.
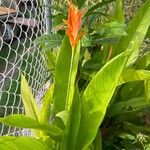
[77,51,131,149]
[113,0,150,66]
[21,74,40,121]
[0,136,49,150]
[62,86,81,150]
[0,114,63,137]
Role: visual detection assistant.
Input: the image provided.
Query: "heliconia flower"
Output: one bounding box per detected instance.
[64,1,83,48]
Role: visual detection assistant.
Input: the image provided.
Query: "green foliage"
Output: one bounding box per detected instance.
[52,35,72,113]
[76,51,130,149]
[0,0,150,149]
[145,80,150,101]
[84,51,130,113]
[73,0,86,8]
[53,35,80,114]
[0,114,63,138]
[114,0,124,23]
[40,84,54,124]
[85,0,115,17]
[62,87,81,150]
[118,69,150,85]
[21,74,40,121]
[107,97,149,117]
[0,136,49,150]
[93,21,127,38]
[113,0,150,66]
[34,34,63,51]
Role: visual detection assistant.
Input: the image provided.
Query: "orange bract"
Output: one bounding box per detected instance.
[65,1,83,48]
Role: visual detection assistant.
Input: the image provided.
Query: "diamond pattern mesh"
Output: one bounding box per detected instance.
[0,0,50,136]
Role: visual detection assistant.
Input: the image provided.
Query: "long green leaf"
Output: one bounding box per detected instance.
[113,0,150,66]
[145,80,150,102]
[40,84,54,124]
[53,35,72,113]
[94,129,102,150]
[65,43,80,111]
[123,122,150,134]
[107,97,150,117]
[62,86,81,150]
[76,101,102,149]
[53,35,80,113]
[118,69,150,85]
[76,51,130,149]
[84,51,130,113]
[0,136,49,150]
[0,115,63,137]
[21,74,40,121]
[45,50,56,71]
[135,51,150,69]
[113,0,124,23]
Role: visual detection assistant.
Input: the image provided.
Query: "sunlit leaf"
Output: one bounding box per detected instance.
[0,136,49,150]
[62,87,81,150]
[0,115,63,137]
[118,69,150,85]
[40,84,54,124]
[76,51,130,149]
[53,35,80,113]
[21,74,40,121]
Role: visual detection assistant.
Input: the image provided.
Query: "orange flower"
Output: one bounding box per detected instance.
[65,1,83,48]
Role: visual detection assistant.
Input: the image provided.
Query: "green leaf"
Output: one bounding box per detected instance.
[73,0,86,8]
[135,51,150,69]
[0,114,63,137]
[53,35,80,113]
[45,50,56,71]
[53,35,72,113]
[113,0,124,23]
[85,0,115,17]
[113,0,150,65]
[62,86,81,150]
[123,122,150,134]
[76,102,102,149]
[56,111,68,126]
[120,81,144,101]
[65,43,81,111]
[83,51,130,113]
[81,36,94,47]
[118,69,150,85]
[53,15,66,28]
[0,136,49,150]
[76,51,130,149]
[40,84,54,124]
[145,80,150,102]
[21,74,40,121]
[93,129,102,150]
[93,21,127,38]
[34,34,63,50]
[107,97,150,117]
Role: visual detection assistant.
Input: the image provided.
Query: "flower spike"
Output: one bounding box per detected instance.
[65,1,83,48]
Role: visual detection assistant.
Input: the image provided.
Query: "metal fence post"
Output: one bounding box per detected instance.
[44,0,52,33]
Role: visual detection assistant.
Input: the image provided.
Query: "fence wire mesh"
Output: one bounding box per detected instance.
[0,0,50,136]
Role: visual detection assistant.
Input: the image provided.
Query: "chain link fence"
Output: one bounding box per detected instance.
[0,0,50,136]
